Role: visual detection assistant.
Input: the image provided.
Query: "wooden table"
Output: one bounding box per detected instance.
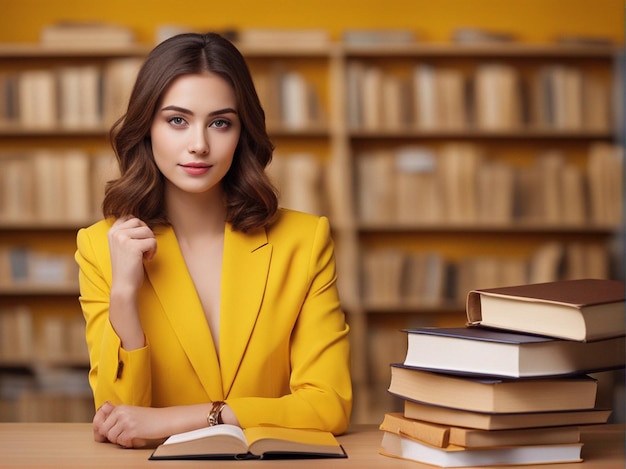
[0,423,623,468]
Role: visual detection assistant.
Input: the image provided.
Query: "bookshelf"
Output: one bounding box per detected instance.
[0,38,623,424]
[340,42,624,422]
[0,44,148,422]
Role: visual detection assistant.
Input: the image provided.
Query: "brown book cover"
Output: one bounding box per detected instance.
[356,150,396,223]
[560,164,586,225]
[466,278,626,341]
[63,150,91,223]
[412,64,438,129]
[381,412,581,449]
[587,143,623,226]
[379,412,449,448]
[403,400,611,431]
[18,70,57,129]
[388,364,597,413]
[102,58,143,126]
[436,68,467,129]
[473,63,522,131]
[360,65,383,130]
[381,74,411,130]
[449,424,580,448]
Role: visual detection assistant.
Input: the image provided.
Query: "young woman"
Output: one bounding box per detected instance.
[75,32,352,448]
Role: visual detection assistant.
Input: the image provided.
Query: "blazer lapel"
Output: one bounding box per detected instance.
[144,226,224,400]
[220,224,272,397]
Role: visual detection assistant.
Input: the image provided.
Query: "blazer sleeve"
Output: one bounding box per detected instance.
[75,224,152,409]
[226,216,352,434]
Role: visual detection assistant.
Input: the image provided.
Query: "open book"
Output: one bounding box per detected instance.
[150,424,347,460]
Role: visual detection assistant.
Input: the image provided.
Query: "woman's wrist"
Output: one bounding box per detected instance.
[109,287,145,350]
[219,403,239,426]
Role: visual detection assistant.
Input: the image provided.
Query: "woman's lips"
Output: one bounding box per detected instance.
[180,162,210,175]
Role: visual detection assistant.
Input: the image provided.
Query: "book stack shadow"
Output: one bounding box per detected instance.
[378,278,625,467]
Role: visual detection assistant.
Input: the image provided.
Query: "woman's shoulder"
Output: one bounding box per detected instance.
[270,208,329,231]
[264,209,332,246]
[77,218,114,241]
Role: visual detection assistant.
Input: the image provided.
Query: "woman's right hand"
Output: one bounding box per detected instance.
[108,216,157,294]
[107,216,157,350]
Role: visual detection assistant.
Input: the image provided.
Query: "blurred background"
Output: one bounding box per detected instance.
[0,0,623,425]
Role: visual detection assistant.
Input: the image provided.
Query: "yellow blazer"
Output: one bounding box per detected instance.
[75,209,351,434]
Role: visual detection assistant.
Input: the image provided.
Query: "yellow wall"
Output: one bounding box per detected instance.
[1,0,623,44]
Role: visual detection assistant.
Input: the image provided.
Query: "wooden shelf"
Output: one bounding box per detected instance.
[237,43,337,57]
[358,222,620,234]
[0,125,109,137]
[0,220,95,230]
[0,358,89,368]
[0,42,150,57]
[0,283,79,296]
[342,42,620,58]
[266,124,331,137]
[0,124,333,138]
[348,128,616,140]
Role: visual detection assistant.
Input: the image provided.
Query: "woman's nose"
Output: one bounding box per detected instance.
[188,128,209,155]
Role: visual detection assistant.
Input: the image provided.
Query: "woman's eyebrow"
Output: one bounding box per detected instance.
[160,105,238,116]
[160,105,192,115]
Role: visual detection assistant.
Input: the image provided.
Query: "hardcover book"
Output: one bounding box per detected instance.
[388,364,597,413]
[403,400,611,431]
[402,326,625,378]
[379,412,449,448]
[379,412,581,449]
[466,278,625,341]
[380,430,582,467]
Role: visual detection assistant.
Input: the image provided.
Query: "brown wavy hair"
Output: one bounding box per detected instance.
[103,32,278,232]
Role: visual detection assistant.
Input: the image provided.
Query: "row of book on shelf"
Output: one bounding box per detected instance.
[38,21,618,49]
[1,142,621,228]
[10,30,617,135]
[347,61,613,131]
[0,306,87,365]
[362,241,611,308]
[357,142,623,226]
[0,58,142,130]
[378,277,625,466]
[0,236,608,298]
[0,60,323,132]
[0,360,93,422]
[0,246,77,289]
[266,151,328,216]
[0,391,94,423]
[3,143,620,229]
[252,66,325,130]
[0,149,119,225]
[0,149,330,225]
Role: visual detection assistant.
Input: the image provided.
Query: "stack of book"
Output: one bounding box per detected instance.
[379,278,625,466]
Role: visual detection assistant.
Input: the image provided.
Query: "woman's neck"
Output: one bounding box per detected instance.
[165,185,227,239]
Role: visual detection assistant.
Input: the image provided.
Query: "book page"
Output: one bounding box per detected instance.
[162,423,247,446]
[244,426,342,455]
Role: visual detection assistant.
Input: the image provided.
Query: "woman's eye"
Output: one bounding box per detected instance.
[211,118,230,129]
[168,116,187,126]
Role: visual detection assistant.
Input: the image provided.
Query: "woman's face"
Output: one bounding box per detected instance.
[150,72,241,196]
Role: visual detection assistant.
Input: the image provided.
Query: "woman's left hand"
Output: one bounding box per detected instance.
[93,401,169,448]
